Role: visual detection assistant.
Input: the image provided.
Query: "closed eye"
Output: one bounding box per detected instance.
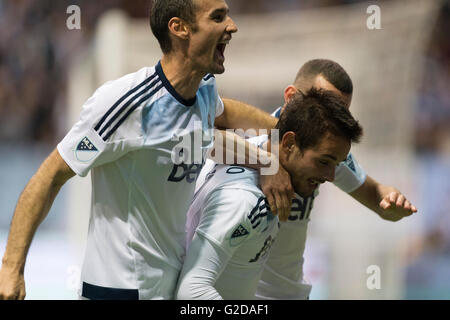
[211,14,225,22]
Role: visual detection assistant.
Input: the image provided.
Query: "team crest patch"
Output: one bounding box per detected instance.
[75,136,98,162]
[229,224,250,247]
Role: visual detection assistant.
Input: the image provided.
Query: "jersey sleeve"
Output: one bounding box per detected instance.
[176,233,229,300]
[195,188,260,257]
[333,152,367,193]
[212,76,224,118]
[57,76,145,177]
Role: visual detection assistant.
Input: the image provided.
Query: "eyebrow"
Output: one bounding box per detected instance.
[210,8,229,16]
[323,154,337,161]
[322,154,347,164]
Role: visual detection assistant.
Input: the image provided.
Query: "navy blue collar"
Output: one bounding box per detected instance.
[155,61,197,107]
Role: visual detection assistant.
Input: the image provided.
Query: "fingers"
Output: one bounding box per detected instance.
[272,191,291,222]
[18,287,26,300]
[280,192,292,222]
[273,192,283,220]
[265,193,276,218]
[379,198,391,210]
[266,191,289,222]
[380,192,418,215]
[395,194,406,207]
[259,164,294,221]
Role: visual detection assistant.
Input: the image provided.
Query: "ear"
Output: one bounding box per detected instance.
[280,131,297,160]
[168,17,190,40]
[283,85,298,104]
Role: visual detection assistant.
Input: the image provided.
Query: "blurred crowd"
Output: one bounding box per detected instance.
[0,0,388,145]
[0,0,123,144]
[406,1,450,299]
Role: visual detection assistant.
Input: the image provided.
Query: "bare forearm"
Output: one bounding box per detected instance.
[2,150,74,273]
[210,129,275,168]
[218,98,277,133]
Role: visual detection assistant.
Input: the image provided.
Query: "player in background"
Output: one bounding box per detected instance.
[254,59,418,300]
[0,0,293,300]
[195,59,418,299]
[176,89,363,299]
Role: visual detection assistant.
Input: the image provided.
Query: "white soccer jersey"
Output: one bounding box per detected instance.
[194,108,366,300]
[178,161,280,300]
[253,107,366,300]
[57,61,223,300]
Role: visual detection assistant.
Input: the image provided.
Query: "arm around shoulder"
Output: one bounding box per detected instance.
[216,98,277,132]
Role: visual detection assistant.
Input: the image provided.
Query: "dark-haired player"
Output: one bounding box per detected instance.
[176,89,363,299]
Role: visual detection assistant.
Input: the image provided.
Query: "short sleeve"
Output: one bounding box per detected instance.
[333,153,367,193]
[57,75,145,177]
[216,95,224,118]
[195,188,259,257]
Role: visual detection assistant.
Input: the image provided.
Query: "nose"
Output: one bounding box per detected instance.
[226,16,238,34]
[324,166,336,183]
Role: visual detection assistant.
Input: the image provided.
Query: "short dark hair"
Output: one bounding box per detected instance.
[295,59,353,95]
[149,0,197,54]
[275,88,363,150]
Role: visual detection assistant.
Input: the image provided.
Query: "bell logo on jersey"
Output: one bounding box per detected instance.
[229,224,250,247]
[75,136,98,162]
[167,163,203,183]
[288,197,314,221]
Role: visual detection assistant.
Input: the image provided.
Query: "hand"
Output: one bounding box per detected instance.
[378,191,418,222]
[0,267,26,300]
[260,164,294,222]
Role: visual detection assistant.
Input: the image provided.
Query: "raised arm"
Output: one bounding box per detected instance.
[349,175,418,222]
[0,148,75,299]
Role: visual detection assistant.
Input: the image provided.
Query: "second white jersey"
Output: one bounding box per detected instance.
[195,112,367,300]
[185,162,280,299]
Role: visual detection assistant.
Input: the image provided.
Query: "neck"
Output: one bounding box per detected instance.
[160,55,206,101]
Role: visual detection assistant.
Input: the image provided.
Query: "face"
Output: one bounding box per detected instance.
[283,133,351,197]
[188,0,238,74]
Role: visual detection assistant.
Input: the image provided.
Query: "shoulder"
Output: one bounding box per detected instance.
[89,66,166,141]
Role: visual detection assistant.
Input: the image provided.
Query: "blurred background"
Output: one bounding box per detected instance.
[0,0,448,299]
